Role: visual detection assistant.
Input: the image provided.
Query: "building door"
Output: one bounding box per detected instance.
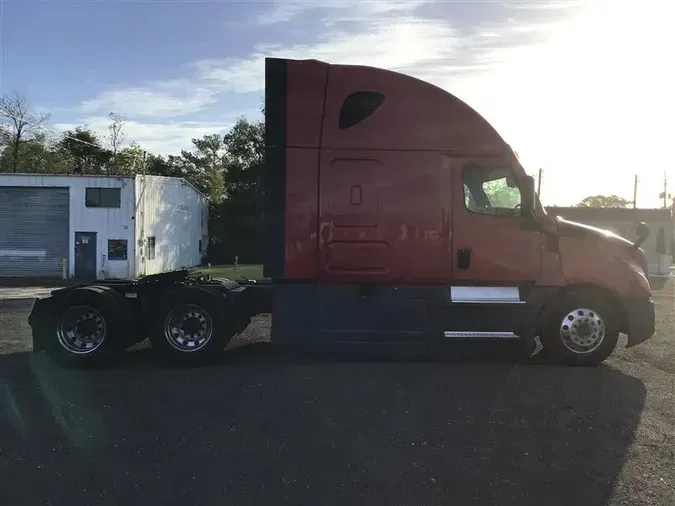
[74,232,97,278]
[0,187,69,277]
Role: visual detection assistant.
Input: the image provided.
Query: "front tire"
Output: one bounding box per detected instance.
[541,291,620,366]
[149,286,234,365]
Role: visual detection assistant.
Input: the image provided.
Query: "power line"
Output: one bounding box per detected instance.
[0,108,104,149]
[1,108,145,175]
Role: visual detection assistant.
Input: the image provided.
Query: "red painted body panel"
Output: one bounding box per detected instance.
[450,156,545,284]
[263,57,655,352]
[317,150,451,283]
[283,60,510,283]
[281,60,328,278]
[538,250,566,286]
[284,148,319,279]
[558,237,651,298]
[286,60,328,148]
[277,58,651,304]
[321,64,508,153]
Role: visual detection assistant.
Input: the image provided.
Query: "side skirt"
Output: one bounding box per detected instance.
[271,284,560,348]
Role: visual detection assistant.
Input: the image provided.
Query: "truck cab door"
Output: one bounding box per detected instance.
[432,159,545,343]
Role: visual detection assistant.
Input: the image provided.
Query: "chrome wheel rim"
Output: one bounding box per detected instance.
[56,305,107,355]
[164,304,213,352]
[559,307,606,354]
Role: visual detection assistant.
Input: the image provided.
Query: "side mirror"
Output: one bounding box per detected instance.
[521,175,536,215]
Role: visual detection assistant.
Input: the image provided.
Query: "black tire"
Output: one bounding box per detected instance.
[149,286,235,365]
[541,291,620,366]
[44,286,130,368]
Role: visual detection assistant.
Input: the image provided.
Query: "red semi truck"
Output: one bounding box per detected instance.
[28,57,655,367]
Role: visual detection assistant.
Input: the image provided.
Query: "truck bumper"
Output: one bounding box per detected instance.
[622,295,655,347]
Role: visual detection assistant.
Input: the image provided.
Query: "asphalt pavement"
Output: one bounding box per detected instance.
[0,287,673,506]
[0,286,58,301]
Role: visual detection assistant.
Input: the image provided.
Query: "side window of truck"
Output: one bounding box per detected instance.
[463,167,522,217]
[339,91,385,129]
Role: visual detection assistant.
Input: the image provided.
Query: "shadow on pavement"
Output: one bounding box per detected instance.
[0,345,645,506]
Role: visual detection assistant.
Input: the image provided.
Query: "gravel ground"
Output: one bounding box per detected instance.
[0,284,673,506]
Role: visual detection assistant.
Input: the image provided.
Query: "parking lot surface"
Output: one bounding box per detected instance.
[0,283,673,506]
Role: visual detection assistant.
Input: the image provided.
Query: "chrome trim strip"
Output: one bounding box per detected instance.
[450,286,522,304]
[452,299,526,304]
[443,331,519,339]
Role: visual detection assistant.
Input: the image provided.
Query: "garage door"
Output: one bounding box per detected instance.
[0,187,70,277]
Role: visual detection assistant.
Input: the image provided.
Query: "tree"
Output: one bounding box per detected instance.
[0,132,71,174]
[115,142,143,175]
[208,119,265,263]
[107,112,126,173]
[179,134,227,203]
[576,195,630,208]
[58,127,112,174]
[482,179,521,209]
[0,92,51,172]
[223,119,264,193]
[193,134,226,204]
[145,153,191,179]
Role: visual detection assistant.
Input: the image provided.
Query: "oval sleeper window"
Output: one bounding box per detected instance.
[338,91,385,129]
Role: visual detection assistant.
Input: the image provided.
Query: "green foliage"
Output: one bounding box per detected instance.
[115,142,143,175]
[482,179,522,209]
[208,168,226,204]
[0,92,51,172]
[576,195,630,208]
[192,133,227,204]
[58,127,112,174]
[108,112,125,173]
[208,119,265,264]
[1,93,269,264]
[0,133,69,173]
[199,264,264,280]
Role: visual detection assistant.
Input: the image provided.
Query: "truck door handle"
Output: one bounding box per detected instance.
[457,248,471,270]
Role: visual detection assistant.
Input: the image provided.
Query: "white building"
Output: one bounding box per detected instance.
[0,174,208,279]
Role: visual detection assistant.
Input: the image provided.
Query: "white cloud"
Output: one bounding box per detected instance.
[505,1,581,10]
[79,86,218,118]
[197,17,460,94]
[59,0,675,206]
[63,1,555,159]
[257,0,427,25]
[438,0,675,206]
[64,3,541,161]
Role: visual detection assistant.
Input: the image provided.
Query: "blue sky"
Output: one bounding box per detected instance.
[1,0,673,206]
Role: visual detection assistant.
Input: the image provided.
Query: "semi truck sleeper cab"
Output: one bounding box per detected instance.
[28,57,656,367]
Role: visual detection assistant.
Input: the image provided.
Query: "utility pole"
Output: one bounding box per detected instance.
[537,168,542,197]
[140,150,147,276]
[633,174,638,209]
[663,171,668,209]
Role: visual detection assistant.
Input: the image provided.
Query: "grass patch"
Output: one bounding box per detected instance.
[198,264,264,280]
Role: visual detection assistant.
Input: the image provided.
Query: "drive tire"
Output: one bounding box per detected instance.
[541,291,620,366]
[149,286,234,365]
[44,286,130,368]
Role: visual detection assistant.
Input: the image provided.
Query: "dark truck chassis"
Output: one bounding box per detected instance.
[29,269,540,367]
[27,269,537,367]
[27,268,655,368]
[28,269,274,367]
